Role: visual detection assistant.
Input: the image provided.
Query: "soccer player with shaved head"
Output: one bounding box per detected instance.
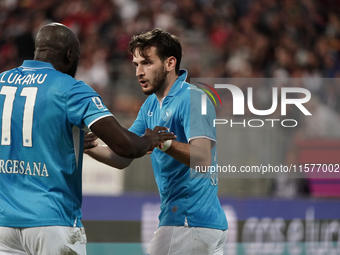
[0,23,175,255]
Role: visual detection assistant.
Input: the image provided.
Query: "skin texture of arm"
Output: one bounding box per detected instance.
[89,116,175,158]
[164,138,212,171]
[85,144,133,169]
[84,133,211,170]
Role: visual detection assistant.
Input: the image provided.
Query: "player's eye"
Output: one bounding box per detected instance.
[142,61,151,66]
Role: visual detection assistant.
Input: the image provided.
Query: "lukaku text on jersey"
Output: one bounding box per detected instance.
[0,61,112,228]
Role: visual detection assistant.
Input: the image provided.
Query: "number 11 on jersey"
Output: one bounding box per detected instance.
[0,86,38,147]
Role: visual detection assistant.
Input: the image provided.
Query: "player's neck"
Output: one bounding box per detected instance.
[155,71,178,101]
[34,52,60,72]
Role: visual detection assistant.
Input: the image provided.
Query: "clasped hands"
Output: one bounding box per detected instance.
[84,126,175,153]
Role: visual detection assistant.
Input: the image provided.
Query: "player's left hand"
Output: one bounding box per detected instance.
[144,127,174,153]
[84,132,98,150]
[144,129,155,154]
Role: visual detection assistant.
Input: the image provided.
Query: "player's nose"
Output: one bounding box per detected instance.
[136,65,144,77]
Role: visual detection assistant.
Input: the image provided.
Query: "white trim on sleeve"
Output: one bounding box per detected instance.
[87,114,114,129]
[188,136,217,148]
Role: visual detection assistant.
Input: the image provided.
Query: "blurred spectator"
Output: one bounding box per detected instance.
[1,0,340,92]
[298,96,340,139]
[271,148,310,198]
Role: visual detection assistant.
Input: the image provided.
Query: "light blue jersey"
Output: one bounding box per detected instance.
[0,60,112,228]
[129,70,228,230]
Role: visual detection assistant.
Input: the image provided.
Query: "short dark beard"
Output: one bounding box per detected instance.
[143,68,168,95]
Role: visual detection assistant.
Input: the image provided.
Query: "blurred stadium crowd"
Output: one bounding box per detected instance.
[1,0,340,197]
[1,0,340,117]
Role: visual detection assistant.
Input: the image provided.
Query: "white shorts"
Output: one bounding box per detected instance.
[147,226,228,255]
[0,226,87,255]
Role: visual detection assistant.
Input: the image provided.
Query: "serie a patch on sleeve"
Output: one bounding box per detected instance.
[92,97,104,110]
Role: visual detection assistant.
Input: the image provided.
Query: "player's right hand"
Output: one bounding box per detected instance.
[144,126,176,151]
[84,132,98,151]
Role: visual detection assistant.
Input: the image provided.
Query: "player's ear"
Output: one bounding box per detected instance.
[165,56,177,72]
[63,49,72,65]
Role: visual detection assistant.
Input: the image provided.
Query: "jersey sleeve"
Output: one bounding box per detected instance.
[182,87,217,147]
[128,104,147,136]
[66,81,113,129]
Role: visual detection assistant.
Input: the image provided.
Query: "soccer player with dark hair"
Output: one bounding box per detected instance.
[0,23,175,255]
[86,28,228,255]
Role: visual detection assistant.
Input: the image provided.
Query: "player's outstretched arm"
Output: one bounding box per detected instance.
[90,116,176,158]
[163,138,212,172]
[85,144,133,169]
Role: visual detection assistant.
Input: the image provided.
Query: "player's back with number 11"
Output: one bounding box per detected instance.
[0,23,175,255]
[0,60,90,227]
